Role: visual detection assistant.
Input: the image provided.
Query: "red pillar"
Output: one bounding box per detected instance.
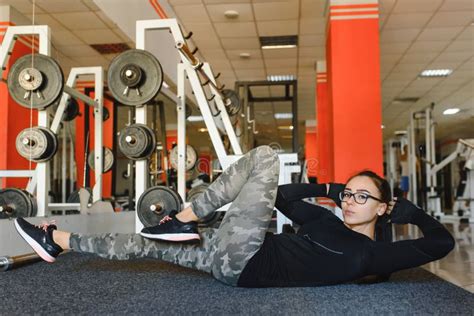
[0,21,39,188]
[316,61,333,183]
[326,0,383,182]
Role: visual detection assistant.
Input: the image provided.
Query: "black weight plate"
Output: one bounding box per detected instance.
[222,89,241,117]
[187,184,220,228]
[67,187,92,204]
[137,186,182,227]
[23,190,38,217]
[62,98,80,121]
[7,54,64,109]
[0,188,35,218]
[118,124,156,160]
[107,49,163,106]
[15,126,58,162]
[88,147,114,173]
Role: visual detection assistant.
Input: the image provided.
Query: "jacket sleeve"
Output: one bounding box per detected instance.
[365,201,455,275]
[275,183,342,225]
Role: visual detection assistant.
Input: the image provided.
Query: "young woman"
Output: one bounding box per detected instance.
[15,146,455,287]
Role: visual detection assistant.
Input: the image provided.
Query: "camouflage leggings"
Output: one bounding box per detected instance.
[70,146,280,286]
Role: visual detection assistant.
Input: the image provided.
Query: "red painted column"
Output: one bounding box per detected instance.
[326,0,383,182]
[0,21,39,188]
[316,61,333,183]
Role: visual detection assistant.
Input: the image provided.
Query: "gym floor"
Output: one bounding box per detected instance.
[395,220,474,293]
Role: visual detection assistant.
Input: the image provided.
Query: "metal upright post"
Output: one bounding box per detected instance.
[292,81,298,153]
[135,22,149,232]
[409,113,417,205]
[177,63,187,201]
[61,127,67,203]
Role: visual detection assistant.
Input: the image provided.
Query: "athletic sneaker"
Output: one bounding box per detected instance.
[14,218,63,263]
[140,211,200,242]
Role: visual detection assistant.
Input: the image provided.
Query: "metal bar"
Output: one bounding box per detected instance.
[92,68,104,203]
[409,112,417,204]
[177,63,186,201]
[430,143,462,176]
[61,127,67,203]
[292,81,298,153]
[0,170,36,177]
[135,21,152,233]
[158,101,168,186]
[63,86,99,108]
[69,122,75,195]
[48,203,80,211]
[0,253,41,272]
[201,63,242,155]
[176,41,200,67]
[425,107,431,210]
[243,84,249,152]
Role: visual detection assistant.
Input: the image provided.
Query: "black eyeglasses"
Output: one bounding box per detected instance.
[339,191,384,205]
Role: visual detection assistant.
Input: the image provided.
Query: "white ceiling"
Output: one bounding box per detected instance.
[1,0,473,149]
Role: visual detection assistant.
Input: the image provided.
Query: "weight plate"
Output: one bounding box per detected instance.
[67,187,92,204]
[222,89,241,117]
[137,186,183,227]
[7,54,64,109]
[169,145,198,171]
[107,49,163,106]
[62,98,80,121]
[88,147,114,173]
[0,188,37,219]
[16,126,58,162]
[23,190,38,217]
[118,124,156,160]
[187,184,220,228]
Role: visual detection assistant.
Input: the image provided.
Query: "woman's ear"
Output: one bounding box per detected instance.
[377,203,388,216]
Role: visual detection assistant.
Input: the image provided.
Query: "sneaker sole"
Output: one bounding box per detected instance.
[139,232,201,242]
[14,219,56,263]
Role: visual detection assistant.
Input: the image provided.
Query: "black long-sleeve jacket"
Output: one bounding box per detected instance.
[237,183,455,287]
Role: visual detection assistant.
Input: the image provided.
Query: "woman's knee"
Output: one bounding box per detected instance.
[253,146,279,170]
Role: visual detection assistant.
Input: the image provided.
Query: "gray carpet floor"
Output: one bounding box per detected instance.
[0,252,473,315]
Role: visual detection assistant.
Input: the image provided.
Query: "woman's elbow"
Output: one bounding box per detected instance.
[436,232,455,259]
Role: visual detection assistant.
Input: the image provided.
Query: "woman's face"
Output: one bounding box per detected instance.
[341,176,387,227]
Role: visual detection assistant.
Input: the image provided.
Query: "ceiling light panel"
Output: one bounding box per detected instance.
[419,69,453,77]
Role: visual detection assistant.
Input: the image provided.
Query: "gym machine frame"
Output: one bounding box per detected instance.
[0,25,107,215]
[133,19,242,232]
[407,105,474,222]
[429,139,474,223]
[0,25,52,216]
[133,19,300,233]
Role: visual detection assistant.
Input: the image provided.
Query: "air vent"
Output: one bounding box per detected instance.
[260,36,298,49]
[90,43,131,55]
[393,97,419,104]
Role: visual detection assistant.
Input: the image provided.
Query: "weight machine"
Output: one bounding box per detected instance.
[105,19,300,233]
[407,104,474,222]
[0,25,109,217]
[429,139,474,223]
